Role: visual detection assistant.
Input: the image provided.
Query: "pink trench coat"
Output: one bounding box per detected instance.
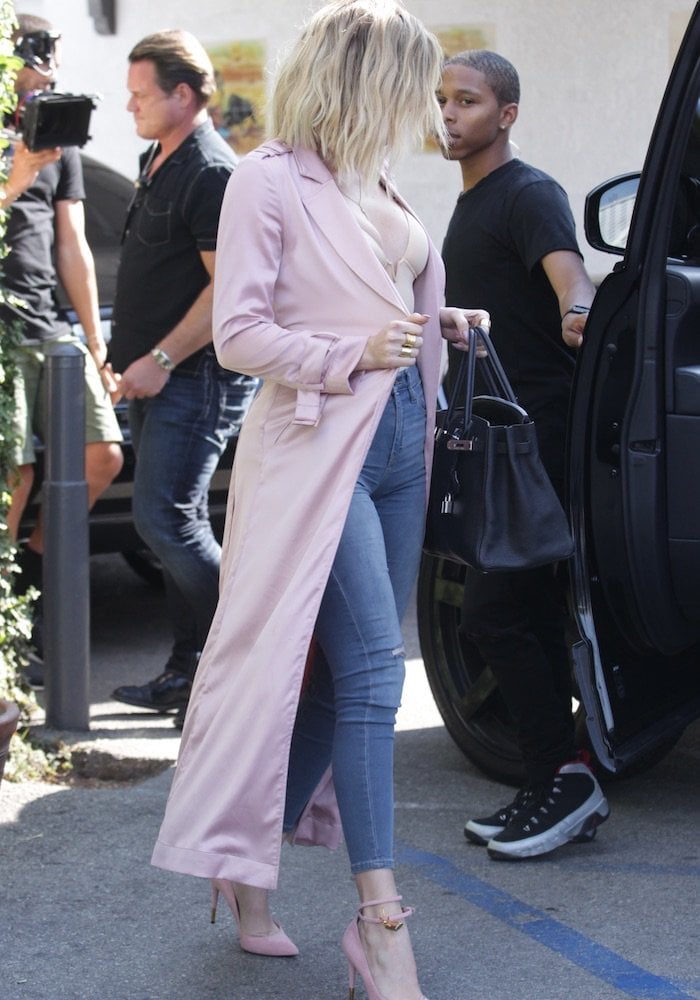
[151,142,446,890]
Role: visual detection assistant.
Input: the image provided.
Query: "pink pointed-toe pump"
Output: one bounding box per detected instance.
[341,895,429,1000]
[210,878,299,957]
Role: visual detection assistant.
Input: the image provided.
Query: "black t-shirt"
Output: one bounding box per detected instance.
[110,119,237,372]
[443,158,579,423]
[0,145,84,344]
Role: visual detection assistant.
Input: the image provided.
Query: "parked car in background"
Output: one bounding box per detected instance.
[19,155,237,582]
[418,9,700,783]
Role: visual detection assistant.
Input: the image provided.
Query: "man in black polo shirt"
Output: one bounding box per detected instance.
[106,29,256,723]
[438,50,610,860]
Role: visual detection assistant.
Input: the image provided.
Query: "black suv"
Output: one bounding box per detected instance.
[418,10,700,783]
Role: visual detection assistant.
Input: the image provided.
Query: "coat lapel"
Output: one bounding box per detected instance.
[292,147,408,314]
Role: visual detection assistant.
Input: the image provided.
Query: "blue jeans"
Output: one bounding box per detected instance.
[129,349,257,671]
[284,366,427,873]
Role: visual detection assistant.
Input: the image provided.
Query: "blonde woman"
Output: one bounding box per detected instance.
[152,3,487,997]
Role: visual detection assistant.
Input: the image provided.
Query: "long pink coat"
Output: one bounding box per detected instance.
[151,142,445,890]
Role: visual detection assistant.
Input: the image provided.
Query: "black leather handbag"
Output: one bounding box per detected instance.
[424,327,574,572]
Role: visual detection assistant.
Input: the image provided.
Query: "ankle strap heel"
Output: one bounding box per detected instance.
[342,897,427,999]
[357,895,415,931]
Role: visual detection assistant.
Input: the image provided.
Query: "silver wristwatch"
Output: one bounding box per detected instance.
[150,346,175,372]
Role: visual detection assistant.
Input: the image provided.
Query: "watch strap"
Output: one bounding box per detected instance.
[150,347,175,372]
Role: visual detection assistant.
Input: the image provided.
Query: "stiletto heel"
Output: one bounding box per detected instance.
[340,896,428,1000]
[209,878,299,957]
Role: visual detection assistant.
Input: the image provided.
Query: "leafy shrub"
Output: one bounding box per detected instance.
[0,2,71,782]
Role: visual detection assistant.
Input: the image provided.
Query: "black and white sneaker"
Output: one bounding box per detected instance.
[486,759,610,860]
[464,787,536,845]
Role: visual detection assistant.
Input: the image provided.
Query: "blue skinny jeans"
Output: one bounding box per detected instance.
[128,349,257,670]
[284,365,427,873]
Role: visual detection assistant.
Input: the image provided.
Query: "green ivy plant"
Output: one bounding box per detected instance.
[0,1,71,782]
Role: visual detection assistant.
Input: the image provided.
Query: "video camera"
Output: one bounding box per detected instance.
[3,27,97,151]
[4,91,97,151]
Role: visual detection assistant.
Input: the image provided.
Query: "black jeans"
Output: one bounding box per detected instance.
[460,560,576,786]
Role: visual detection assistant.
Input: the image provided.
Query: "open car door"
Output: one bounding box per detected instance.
[570,8,700,773]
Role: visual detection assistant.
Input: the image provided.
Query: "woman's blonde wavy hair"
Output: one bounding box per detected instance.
[270,0,446,180]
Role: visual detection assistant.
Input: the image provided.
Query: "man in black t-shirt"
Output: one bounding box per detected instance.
[1,14,123,653]
[438,50,609,860]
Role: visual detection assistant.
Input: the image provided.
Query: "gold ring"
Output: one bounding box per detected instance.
[404,332,417,348]
[400,346,413,357]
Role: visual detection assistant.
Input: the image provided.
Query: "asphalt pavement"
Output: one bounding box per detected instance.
[1,553,699,1000]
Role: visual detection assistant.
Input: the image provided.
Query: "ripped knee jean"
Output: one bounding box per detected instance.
[284,366,427,871]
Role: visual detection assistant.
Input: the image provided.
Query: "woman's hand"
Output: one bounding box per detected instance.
[356,312,429,370]
[439,307,490,353]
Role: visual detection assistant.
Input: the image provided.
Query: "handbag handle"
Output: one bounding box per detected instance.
[445,326,478,431]
[446,326,520,436]
[475,328,519,403]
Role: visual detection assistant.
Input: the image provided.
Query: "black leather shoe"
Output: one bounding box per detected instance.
[112,670,192,712]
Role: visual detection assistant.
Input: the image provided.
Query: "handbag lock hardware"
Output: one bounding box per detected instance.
[447,439,475,451]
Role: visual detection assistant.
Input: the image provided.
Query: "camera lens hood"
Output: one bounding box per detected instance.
[19,92,96,151]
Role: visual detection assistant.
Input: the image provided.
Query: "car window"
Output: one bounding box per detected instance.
[596,177,639,250]
[669,99,700,259]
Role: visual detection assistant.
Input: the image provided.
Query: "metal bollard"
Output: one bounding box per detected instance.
[43,343,90,731]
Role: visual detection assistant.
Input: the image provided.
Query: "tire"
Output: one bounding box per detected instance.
[417,554,527,785]
[417,554,590,786]
[417,554,681,784]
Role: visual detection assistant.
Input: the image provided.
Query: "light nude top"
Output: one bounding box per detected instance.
[337,175,429,311]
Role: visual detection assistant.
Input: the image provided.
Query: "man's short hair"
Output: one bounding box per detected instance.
[128,29,216,108]
[444,49,520,106]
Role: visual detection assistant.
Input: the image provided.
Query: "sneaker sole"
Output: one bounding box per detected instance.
[464,823,505,846]
[486,793,610,861]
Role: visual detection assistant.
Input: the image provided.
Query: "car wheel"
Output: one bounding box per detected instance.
[121,547,164,588]
[417,554,593,787]
[417,554,682,784]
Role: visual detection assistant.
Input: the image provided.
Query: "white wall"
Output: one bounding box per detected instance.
[33,0,696,279]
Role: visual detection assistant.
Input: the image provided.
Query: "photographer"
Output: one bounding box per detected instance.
[1,13,123,669]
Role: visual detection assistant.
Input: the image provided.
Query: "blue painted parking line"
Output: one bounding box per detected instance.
[398,844,697,1000]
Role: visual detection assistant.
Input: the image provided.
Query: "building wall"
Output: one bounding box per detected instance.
[33,0,695,278]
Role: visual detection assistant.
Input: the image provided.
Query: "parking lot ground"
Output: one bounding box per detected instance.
[1,553,698,1000]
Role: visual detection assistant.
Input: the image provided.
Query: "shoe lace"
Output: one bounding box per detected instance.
[514,787,536,809]
[516,780,563,831]
[501,786,535,821]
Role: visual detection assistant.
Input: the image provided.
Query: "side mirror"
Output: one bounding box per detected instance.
[585,173,641,255]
